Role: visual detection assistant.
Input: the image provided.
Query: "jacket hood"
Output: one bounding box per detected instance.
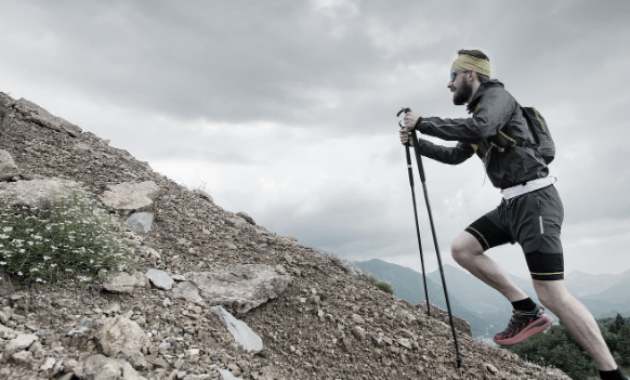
[467,79,504,114]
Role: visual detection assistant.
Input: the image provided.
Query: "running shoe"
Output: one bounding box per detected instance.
[492,305,553,345]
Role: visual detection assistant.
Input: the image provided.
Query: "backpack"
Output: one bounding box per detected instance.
[492,105,556,164]
[520,106,555,164]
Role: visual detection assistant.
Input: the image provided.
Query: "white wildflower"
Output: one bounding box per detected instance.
[43,255,51,261]
[2,227,12,232]
[17,271,23,276]
[0,261,6,265]
[36,278,43,282]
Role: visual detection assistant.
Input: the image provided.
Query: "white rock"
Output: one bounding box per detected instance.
[40,357,56,370]
[125,212,154,234]
[0,149,18,181]
[101,181,160,211]
[146,269,174,290]
[15,98,82,137]
[0,179,78,207]
[172,281,205,305]
[5,333,38,354]
[210,306,263,353]
[94,315,150,370]
[187,264,290,314]
[74,354,147,380]
[102,272,148,293]
[211,364,245,380]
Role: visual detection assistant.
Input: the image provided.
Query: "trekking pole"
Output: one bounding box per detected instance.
[397,107,431,317]
[398,107,463,369]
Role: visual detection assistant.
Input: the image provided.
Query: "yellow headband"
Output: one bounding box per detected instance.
[451,54,491,78]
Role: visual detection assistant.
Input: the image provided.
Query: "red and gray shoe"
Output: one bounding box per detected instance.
[493,305,553,345]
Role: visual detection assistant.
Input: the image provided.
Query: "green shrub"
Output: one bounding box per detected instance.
[0,186,135,287]
[374,280,395,295]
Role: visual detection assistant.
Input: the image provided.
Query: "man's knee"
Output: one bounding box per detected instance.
[451,232,483,264]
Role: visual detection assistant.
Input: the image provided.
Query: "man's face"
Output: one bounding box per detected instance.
[448,70,472,106]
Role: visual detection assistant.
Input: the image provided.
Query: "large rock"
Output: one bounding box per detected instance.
[74,354,147,380]
[93,314,150,370]
[0,150,18,181]
[4,333,38,356]
[210,306,263,353]
[187,264,290,314]
[102,272,148,294]
[146,269,174,290]
[101,181,160,211]
[0,179,78,207]
[172,281,205,305]
[14,98,82,137]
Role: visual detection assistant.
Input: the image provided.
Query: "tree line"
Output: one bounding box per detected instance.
[504,314,630,380]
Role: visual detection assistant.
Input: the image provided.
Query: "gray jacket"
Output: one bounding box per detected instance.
[414,80,549,189]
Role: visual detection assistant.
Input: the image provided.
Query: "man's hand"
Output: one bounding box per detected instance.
[399,129,412,146]
[399,111,421,146]
[403,112,421,132]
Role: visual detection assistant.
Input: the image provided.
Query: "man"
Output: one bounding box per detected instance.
[400,49,626,380]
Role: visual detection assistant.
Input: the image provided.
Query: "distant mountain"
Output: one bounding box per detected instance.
[355,259,492,338]
[355,259,630,340]
[565,269,630,298]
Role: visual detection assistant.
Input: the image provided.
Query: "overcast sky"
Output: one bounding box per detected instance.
[2,0,630,279]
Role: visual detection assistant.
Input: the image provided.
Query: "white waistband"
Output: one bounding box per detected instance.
[500,176,556,199]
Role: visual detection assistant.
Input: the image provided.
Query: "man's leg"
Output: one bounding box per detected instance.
[451,231,528,302]
[534,279,618,371]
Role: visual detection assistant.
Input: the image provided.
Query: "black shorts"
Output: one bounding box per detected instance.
[465,185,565,281]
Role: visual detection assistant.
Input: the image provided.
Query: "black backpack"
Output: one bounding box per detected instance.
[520,106,555,164]
[493,105,556,164]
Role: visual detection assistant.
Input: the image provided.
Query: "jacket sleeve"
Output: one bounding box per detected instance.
[415,138,475,165]
[416,87,516,143]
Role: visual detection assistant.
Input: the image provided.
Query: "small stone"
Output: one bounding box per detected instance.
[40,357,56,370]
[352,314,365,324]
[351,326,366,341]
[172,274,186,282]
[163,298,172,307]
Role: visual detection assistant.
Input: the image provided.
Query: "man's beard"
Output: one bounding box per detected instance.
[452,80,473,105]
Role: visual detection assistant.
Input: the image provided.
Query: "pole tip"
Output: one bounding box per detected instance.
[456,355,463,368]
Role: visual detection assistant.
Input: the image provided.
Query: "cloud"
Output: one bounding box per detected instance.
[2,0,630,277]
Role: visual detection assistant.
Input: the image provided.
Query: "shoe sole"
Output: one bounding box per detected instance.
[493,315,553,345]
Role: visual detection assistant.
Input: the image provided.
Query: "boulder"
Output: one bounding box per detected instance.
[210,305,263,353]
[0,179,78,207]
[101,181,160,211]
[146,269,174,290]
[172,281,205,305]
[14,98,82,137]
[93,314,150,370]
[0,150,18,181]
[187,264,291,314]
[102,272,148,294]
[74,354,147,380]
[4,333,38,356]
[125,212,154,234]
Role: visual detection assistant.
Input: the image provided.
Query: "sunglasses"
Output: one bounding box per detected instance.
[450,70,469,82]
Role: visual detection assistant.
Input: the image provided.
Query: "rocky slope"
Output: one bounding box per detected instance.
[0,92,572,380]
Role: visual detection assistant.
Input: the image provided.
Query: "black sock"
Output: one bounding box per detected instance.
[511,298,537,313]
[599,368,625,380]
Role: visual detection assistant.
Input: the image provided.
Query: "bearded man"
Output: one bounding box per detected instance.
[400,49,626,380]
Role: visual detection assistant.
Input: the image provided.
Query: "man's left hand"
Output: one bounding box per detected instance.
[403,112,421,132]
